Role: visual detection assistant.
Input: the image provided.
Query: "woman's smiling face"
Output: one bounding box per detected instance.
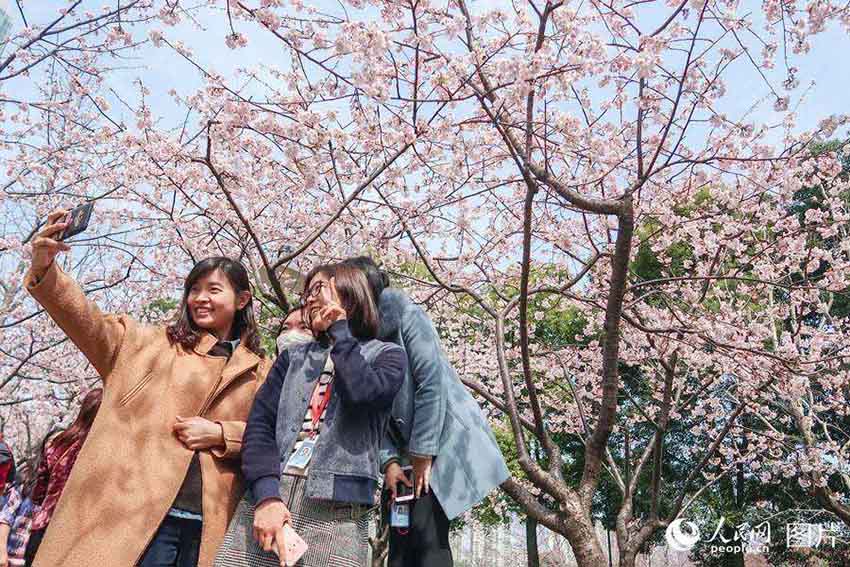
[187,268,248,339]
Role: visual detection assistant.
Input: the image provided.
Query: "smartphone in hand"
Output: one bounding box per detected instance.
[59,202,94,241]
[395,466,414,503]
[280,523,308,566]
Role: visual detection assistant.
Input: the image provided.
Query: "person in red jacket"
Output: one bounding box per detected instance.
[24,388,102,566]
[0,438,14,497]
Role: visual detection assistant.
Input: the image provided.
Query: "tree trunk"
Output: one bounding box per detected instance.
[526,516,540,567]
[563,513,608,567]
[721,522,744,567]
[369,519,389,567]
[727,462,745,567]
[722,474,744,567]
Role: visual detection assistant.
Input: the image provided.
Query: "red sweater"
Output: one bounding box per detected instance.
[0,460,11,494]
[31,436,86,531]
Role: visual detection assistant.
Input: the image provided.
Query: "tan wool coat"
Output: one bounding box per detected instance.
[25,262,272,567]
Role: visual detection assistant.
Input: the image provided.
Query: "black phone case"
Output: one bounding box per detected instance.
[397,481,412,499]
[61,202,94,240]
[396,467,414,500]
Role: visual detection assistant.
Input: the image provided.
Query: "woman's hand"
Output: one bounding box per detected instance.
[310,277,347,333]
[0,523,10,567]
[411,454,433,498]
[384,462,413,502]
[30,210,70,279]
[253,498,292,565]
[172,416,224,450]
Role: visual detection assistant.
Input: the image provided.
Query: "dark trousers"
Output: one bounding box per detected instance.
[383,490,453,567]
[138,515,202,567]
[23,527,45,567]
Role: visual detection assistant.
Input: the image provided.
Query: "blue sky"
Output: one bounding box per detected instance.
[3,1,850,161]
[4,0,848,276]
[144,5,850,136]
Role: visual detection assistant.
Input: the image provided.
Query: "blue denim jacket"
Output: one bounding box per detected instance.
[243,320,406,505]
[378,289,510,520]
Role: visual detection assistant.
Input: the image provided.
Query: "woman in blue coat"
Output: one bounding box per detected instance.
[342,257,510,567]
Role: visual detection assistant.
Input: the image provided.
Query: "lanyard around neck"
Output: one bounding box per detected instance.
[308,378,333,438]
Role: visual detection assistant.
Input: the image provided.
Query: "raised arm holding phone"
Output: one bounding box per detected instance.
[25,209,271,567]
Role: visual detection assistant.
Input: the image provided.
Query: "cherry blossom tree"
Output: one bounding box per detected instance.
[3,1,850,566]
[0,0,166,455]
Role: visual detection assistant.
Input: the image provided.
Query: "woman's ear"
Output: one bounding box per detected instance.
[236,290,252,311]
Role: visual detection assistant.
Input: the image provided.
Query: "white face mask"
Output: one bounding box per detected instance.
[277,329,314,351]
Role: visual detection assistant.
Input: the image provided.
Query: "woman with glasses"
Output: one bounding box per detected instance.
[215,263,406,567]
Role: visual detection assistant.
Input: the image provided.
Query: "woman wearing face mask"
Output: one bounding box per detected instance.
[215,263,406,567]
[24,210,271,567]
[276,308,313,353]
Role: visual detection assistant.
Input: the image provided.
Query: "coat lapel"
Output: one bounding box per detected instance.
[194,333,218,356]
[192,333,261,413]
[209,343,261,403]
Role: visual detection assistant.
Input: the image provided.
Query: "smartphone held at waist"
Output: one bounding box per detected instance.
[390,466,413,528]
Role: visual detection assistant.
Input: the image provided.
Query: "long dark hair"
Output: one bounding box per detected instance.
[49,388,102,457]
[166,257,264,355]
[303,263,380,340]
[340,256,390,305]
[18,427,60,497]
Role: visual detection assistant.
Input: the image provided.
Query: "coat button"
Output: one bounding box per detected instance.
[291,426,297,432]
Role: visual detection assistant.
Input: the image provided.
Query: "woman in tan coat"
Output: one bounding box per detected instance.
[25,210,272,567]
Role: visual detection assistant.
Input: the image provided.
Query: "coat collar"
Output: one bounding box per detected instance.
[212,343,261,400]
[302,341,331,383]
[193,332,262,411]
[194,332,219,356]
[378,288,408,339]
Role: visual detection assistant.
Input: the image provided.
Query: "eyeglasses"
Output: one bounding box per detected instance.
[301,280,326,304]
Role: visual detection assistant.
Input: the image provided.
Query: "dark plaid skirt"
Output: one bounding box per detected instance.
[214,475,371,567]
